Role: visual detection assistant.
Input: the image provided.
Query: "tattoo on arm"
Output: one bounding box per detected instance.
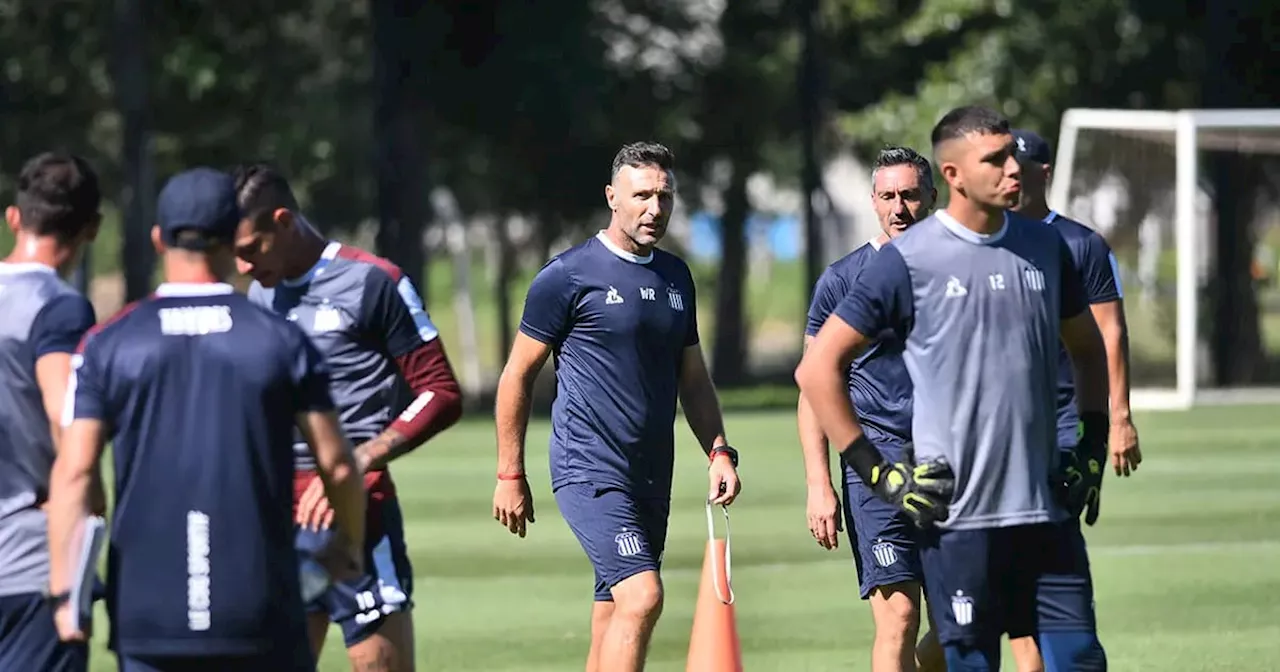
[354,429,407,473]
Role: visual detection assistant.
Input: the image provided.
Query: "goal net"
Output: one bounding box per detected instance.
[1049,108,1280,410]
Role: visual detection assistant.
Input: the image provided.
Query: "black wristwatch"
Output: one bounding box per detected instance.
[44,590,71,608]
[709,445,739,468]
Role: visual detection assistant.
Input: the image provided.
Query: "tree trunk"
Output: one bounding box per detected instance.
[1209,157,1264,385]
[112,0,154,303]
[372,0,428,292]
[797,0,823,301]
[711,159,751,386]
[1203,0,1265,385]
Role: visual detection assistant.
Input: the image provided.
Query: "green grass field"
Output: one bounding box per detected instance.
[84,404,1280,671]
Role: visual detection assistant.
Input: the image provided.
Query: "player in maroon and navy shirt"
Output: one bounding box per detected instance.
[232,164,463,671]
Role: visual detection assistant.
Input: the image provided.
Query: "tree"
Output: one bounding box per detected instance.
[371,0,430,291]
[113,0,154,302]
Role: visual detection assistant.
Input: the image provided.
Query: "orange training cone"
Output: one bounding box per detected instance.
[686,537,743,671]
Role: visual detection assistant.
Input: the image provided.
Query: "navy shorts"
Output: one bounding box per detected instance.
[920,519,1098,648]
[295,472,414,648]
[118,650,314,672]
[841,443,924,599]
[0,593,88,672]
[554,483,671,602]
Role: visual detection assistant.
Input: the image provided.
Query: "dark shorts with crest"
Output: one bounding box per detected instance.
[920,519,1098,647]
[554,483,671,602]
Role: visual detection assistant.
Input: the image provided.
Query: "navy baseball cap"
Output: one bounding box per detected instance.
[1012,129,1053,165]
[156,167,240,250]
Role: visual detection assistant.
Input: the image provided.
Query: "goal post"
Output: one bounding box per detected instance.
[1049,108,1280,411]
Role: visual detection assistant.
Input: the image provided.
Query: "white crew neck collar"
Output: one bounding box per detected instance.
[595,231,654,264]
[155,283,235,297]
[936,210,1009,245]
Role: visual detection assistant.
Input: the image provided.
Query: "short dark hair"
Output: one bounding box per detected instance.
[930,106,1011,150]
[610,142,675,181]
[14,152,101,242]
[231,162,299,213]
[871,146,934,193]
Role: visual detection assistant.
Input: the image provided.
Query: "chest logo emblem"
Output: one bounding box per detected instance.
[667,287,685,312]
[313,306,342,332]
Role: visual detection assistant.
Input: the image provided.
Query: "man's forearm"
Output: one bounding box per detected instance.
[797,394,834,488]
[319,451,367,549]
[494,372,534,475]
[353,429,406,473]
[680,375,728,455]
[46,467,92,594]
[1100,317,1132,420]
[1070,342,1110,415]
[795,359,882,484]
[355,341,466,472]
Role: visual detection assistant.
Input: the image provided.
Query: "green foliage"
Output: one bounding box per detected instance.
[832,0,1203,156]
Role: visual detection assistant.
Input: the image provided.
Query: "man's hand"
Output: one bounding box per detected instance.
[708,452,741,506]
[806,483,842,550]
[1108,416,1142,477]
[296,475,334,532]
[313,530,365,583]
[493,477,535,538]
[53,599,88,642]
[863,445,954,528]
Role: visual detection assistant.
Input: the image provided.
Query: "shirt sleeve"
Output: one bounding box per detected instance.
[519,258,576,346]
[289,325,336,413]
[1073,232,1122,304]
[1058,235,1088,320]
[832,245,914,338]
[30,294,96,358]
[806,267,851,337]
[361,270,441,359]
[65,335,107,425]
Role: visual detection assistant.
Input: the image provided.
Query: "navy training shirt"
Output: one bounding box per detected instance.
[1043,211,1122,448]
[805,240,913,461]
[68,283,334,657]
[519,232,699,498]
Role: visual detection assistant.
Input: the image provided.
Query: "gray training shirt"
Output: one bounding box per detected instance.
[0,263,96,596]
[833,211,1088,531]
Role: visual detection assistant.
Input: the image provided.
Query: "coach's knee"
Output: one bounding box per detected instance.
[610,571,664,626]
[870,582,922,644]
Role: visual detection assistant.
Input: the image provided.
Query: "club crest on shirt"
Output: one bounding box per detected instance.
[615,530,644,557]
[313,306,343,332]
[666,286,684,312]
[1022,267,1046,292]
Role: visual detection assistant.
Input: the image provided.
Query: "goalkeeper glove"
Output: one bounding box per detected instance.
[840,437,955,528]
[1055,411,1107,525]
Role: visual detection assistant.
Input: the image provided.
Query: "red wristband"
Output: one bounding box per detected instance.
[497,472,526,481]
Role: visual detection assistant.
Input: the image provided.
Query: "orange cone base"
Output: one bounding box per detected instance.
[686,539,743,672]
